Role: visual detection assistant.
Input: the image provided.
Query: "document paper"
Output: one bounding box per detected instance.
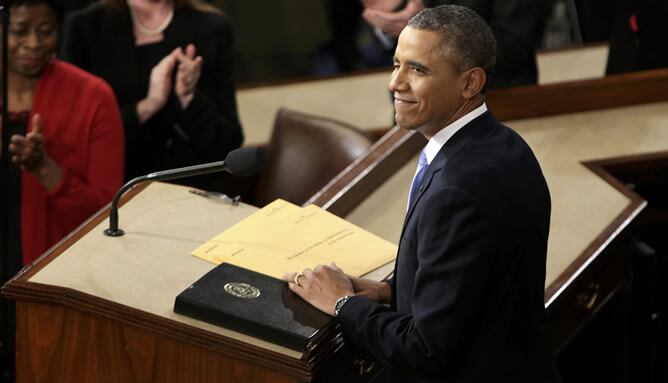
[191,199,397,279]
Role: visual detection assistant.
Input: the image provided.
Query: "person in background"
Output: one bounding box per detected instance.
[606,0,668,74]
[284,6,560,382]
[1,0,124,379]
[60,0,243,189]
[361,0,549,88]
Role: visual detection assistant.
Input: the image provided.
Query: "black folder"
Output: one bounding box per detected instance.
[174,263,338,353]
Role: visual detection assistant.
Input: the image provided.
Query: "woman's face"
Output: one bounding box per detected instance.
[8,4,58,78]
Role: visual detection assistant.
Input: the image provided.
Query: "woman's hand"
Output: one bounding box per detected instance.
[9,114,63,191]
[174,44,203,109]
[361,0,404,12]
[362,0,424,36]
[137,48,179,124]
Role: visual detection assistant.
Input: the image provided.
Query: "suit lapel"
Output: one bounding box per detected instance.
[397,112,495,240]
[389,112,496,307]
[402,161,441,234]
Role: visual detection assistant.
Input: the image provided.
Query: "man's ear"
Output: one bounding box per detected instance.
[462,67,486,99]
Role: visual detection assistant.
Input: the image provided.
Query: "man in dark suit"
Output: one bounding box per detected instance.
[284,5,560,382]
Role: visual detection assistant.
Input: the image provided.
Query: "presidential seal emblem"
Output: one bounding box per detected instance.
[224,282,261,299]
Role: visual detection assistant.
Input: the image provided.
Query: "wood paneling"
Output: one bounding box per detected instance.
[487,68,668,121]
[16,302,300,383]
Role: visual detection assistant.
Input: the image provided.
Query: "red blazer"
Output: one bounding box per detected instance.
[21,59,124,264]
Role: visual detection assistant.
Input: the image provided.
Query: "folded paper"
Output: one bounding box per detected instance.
[192,199,397,278]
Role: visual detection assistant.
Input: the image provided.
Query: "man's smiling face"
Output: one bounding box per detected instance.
[390,27,469,137]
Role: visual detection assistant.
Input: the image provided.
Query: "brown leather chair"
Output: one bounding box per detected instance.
[253,108,374,207]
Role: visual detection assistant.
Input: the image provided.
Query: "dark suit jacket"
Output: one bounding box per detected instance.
[424,0,549,88]
[338,112,560,382]
[60,4,243,188]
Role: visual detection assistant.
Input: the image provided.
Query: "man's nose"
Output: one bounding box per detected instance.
[389,67,408,92]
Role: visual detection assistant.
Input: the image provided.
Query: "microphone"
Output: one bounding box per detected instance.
[104,147,266,237]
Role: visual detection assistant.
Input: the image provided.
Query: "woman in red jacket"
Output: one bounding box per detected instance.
[2,0,124,378]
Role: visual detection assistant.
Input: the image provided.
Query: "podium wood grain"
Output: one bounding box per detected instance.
[16,302,296,383]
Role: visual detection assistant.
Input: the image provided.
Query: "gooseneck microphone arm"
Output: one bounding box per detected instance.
[103,161,227,237]
[104,147,266,237]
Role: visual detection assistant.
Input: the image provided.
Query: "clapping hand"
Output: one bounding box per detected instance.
[9,114,45,172]
[362,0,425,36]
[137,44,203,122]
[9,114,63,191]
[138,48,179,123]
[174,44,203,109]
[361,0,404,12]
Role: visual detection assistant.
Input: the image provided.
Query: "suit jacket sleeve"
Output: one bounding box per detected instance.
[337,186,497,374]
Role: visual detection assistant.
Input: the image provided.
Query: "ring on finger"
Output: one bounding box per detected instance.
[294,272,305,287]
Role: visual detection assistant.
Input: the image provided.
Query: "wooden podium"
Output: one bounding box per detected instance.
[3,182,359,382]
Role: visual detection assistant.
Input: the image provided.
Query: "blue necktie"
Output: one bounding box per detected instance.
[408,150,428,208]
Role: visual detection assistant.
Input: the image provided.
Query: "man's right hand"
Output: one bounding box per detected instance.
[350,277,392,304]
[328,263,392,304]
[137,48,179,124]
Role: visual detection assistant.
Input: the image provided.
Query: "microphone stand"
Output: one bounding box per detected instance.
[104,160,228,237]
[1,0,11,280]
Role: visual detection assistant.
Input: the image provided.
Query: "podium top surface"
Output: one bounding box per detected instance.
[28,182,305,359]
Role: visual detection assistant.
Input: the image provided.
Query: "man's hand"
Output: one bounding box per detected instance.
[283,263,392,315]
[137,48,179,124]
[362,0,425,36]
[174,44,203,110]
[9,114,63,191]
[349,276,392,304]
[283,264,355,316]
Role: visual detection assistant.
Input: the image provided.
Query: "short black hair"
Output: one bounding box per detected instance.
[408,5,496,91]
[11,0,64,23]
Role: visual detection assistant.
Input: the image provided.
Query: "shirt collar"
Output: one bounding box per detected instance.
[422,103,487,165]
